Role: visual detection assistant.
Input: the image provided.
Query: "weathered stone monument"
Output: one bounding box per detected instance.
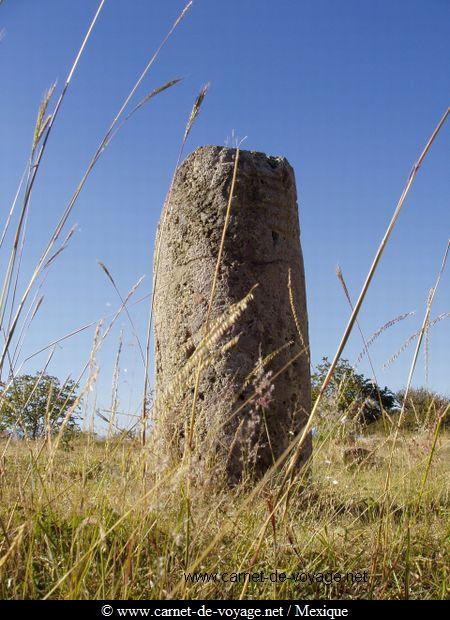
[153,146,311,484]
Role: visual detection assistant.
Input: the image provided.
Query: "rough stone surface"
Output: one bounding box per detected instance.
[153,146,311,484]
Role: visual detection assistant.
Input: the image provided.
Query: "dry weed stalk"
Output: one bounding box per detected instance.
[0,1,191,379]
[356,311,415,366]
[384,310,450,369]
[142,80,210,447]
[169,108,450,596]
[185,147,241,456]
[282,107,450,497]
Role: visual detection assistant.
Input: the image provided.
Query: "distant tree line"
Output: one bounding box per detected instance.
[0,365,448,441]
[311,357,449,429]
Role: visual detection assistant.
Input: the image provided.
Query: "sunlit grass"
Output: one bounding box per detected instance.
[0,0,448,602]
[0,423,448,599]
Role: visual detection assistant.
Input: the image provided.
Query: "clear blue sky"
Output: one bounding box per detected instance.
[0,1,449,426]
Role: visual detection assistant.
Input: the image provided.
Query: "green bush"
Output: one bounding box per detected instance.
[312,357,398,425]
[0,372,80,440]
[396,387,450,430]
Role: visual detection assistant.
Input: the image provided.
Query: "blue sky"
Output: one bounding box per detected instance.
[0,1,449,426]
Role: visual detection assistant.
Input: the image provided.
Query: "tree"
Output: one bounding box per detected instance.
[0,373,80,439]
[396,387,450,430]
[311,357,398,425]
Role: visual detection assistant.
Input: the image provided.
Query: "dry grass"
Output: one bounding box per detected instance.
[0,422,448,600]
[0,2,449,601]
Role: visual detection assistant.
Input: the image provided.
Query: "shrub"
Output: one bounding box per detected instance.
[312,357,399,426]
[396,387,450,430]
[0,373,80,440]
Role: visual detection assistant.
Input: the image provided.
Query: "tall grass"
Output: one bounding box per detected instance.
[0,2,449,602]
[0,415,448,599]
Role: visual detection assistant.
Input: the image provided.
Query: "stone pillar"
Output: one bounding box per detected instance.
[153,146,311,484]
